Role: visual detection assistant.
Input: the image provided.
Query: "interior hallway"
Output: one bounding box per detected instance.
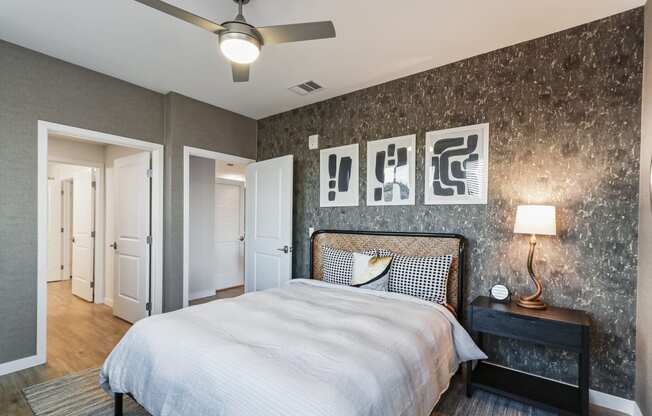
[0,280,130,416]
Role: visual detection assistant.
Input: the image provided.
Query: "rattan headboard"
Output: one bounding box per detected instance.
[310,230,466,321]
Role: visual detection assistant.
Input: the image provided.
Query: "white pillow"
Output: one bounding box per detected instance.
[321,247,381,286]
[351,252,392,291]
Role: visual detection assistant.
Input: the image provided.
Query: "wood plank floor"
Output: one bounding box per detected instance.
[0,280,130,416]
[190,285,244,306]
[0,282,626,416]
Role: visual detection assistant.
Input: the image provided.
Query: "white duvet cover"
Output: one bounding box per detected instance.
[100,279,486,416]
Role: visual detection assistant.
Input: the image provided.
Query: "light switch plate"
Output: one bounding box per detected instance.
[308,134,319,150]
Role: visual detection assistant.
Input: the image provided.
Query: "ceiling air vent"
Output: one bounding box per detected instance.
[289,81,323,96]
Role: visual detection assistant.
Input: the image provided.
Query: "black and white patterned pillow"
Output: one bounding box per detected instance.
[388,255,453,304]
[321,246,381,286]
[321,246,354,285]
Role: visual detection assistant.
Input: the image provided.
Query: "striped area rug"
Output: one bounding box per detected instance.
[22,368,149,416]
[22,368,590,416]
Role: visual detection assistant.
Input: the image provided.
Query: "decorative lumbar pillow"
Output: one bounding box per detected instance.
[321,246,390,286]
[351,252,392,291]
[388,255,453,304]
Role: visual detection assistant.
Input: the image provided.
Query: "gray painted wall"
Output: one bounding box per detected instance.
[162,93,256,312]
[636,3,652,414]
[258,9,643,398]
[0,40,163,365]
[189,156,216,300]
[0,40,257,365]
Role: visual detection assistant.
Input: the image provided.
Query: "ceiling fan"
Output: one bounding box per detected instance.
[134,0,336,82]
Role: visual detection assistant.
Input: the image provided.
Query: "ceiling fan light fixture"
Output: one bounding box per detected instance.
[219,32,260,64]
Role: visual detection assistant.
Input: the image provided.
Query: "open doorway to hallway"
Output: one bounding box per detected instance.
[32,122,164,384]
[46,133,153,375]
[48,134,152,325]
[188,157,249,306]
[182,148,254,307]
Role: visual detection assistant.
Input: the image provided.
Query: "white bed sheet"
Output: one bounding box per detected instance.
[101,279,486,416]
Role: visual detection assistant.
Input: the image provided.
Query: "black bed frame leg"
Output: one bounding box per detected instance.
[114,392,123,416]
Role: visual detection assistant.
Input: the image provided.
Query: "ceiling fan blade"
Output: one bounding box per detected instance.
[257,21,335,45]
[133,0,224,33]
[232,63,250,82]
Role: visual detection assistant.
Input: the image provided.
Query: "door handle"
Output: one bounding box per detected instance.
[110,242,117,250]
[276,245,292,254]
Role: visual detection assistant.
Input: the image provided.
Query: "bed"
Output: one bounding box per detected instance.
[101,230,486,416]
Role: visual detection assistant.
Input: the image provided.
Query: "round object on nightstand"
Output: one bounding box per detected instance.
[490,284,511,303]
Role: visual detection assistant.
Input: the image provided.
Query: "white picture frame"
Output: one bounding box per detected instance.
[319,143,359,207]
[366,134,416,206]
[425,123,489,205]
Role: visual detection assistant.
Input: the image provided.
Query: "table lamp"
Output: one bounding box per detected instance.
[513,205,556,310]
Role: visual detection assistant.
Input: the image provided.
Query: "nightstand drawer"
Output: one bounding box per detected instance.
[472,307,583,349]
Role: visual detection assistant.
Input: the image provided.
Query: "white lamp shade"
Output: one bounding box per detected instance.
[513,205,556,236]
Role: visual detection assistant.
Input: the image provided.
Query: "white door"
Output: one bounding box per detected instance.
[71,169,95,301]
[47,179,63,282]
[245,155,293,292]
[215,180,245,290]
[113,152,151,323]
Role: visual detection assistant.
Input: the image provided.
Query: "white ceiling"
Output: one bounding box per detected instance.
[215,159,247,182]
[0,0,643,119]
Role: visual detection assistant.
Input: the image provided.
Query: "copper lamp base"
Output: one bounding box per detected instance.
[517,234,548,310]
[517,297,547,310]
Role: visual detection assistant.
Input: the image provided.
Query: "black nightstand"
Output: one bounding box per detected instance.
[467,296,591,416]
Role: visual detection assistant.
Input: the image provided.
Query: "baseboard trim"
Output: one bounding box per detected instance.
[590,389,640,415]
[104,297,113,307]
[216,283,245,292]
[0,354,44,377]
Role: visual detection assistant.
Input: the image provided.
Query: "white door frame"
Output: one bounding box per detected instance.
[35,120,164,370]
[183,146,254,308]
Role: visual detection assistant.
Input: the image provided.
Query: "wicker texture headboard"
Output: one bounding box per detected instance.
[310,230,466,320]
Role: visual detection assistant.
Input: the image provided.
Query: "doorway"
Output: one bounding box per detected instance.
[183,147,254,307]
[184,149,253,307]
[214,177,245,293]
[183,147,294,308]
[47,162,97,302]
[36,121,164,371]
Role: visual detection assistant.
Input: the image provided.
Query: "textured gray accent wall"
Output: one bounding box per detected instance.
[258,10,643,398]
[0,40,164,364]
[162,92,256,312]
[636,4,652,414]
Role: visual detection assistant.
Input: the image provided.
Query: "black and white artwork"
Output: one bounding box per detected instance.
[425,123,489,205]
[320,143,359,207]
[366,135,416,206]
